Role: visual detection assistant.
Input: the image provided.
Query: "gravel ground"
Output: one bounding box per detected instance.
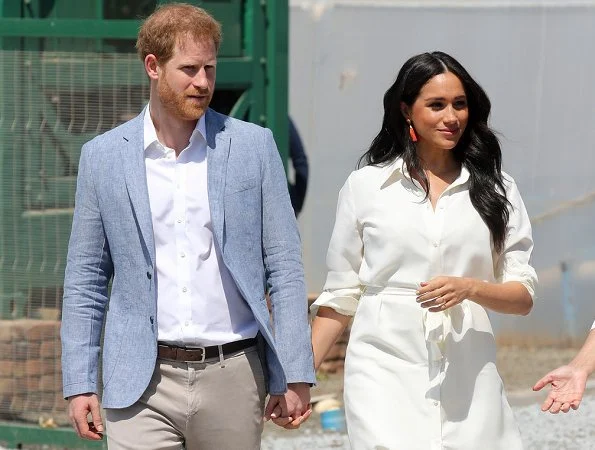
[515,392,595,449]
[261,345,595,449]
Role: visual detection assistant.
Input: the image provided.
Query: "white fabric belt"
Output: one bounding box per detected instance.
[362,284,469,360]
[363,285,416,296]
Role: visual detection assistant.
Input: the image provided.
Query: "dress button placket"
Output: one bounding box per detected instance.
[429,196,445,449]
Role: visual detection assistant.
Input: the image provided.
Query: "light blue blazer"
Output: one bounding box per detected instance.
[61,108,316,409]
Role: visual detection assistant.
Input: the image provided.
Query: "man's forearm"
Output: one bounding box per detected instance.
[569,329,595,376]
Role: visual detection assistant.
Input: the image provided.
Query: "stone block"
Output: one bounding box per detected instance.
[0,343,13,359]
[0,321,24,342]
[10,394,25,414]
[23,321,60,341]
[24,392,42,411]
[39,392,57,412]
[39,374,59,392]
[14,375,39,392]
[0,377,15,396]
[11,361,26,377]
[12,341,31,360]
[40,340,61,358]
[26,358,55,376]
[0,320,60,343]
[0,361,14,377]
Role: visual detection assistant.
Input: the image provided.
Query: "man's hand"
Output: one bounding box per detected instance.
[264,383,312,429]
[533,365,588,413]
[68,393,104,440]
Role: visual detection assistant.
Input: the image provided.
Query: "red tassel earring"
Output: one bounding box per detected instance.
[408,121,418,142]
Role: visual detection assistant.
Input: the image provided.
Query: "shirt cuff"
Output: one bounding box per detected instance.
[310,290,359,317]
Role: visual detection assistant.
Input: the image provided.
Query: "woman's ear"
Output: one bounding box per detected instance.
[400,102,410,120]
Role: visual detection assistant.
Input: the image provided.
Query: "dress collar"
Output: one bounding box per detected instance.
[379,157,470,191]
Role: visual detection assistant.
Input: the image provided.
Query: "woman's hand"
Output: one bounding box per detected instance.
[416,276,474,312]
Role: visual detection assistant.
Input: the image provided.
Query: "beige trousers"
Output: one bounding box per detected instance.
[105,346,267,450]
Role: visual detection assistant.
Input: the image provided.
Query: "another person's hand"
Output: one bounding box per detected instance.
[532,365,588,413]
[416,276,472,312]
[264,382,312,429]
[68,393,104,440]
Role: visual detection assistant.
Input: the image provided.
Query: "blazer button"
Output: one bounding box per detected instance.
[147,271,152,279]
[149,316,154,324]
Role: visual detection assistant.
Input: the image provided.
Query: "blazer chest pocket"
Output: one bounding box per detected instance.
[226,176,259,194]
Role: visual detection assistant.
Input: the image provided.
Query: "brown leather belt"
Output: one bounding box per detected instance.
[157,338,257,363]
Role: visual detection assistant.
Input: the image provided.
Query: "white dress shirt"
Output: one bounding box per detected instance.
[312,158,536,449]
[144,107,258,346]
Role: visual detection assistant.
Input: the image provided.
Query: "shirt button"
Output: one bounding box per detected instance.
[182,287,187,293]
[433,401,439,406]
[177,218,183,224]
[433,242,439,248]
[185,321,190,327]
[180,252,186,258]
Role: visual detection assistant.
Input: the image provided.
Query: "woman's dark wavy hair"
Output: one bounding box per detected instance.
[359,51,510,252]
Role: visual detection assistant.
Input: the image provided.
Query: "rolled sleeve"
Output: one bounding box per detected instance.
[310,175,363,317]
[495,175,538,298]
[311,289,360,317]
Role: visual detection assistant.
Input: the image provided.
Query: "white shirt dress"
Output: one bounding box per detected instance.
[312,158,537,450]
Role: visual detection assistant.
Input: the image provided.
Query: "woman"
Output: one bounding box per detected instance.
[311,51,537,449]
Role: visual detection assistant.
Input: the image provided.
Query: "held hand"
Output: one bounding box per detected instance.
[264,383,312,429]
[532,365,588,413]
[271,407,313,429]
[68,393,104,440]
[416,276,473,312]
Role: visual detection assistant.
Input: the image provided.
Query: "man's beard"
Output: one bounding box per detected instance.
[157,73,212,121]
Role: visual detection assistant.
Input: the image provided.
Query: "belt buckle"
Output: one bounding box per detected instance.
[198,347,207,363]
[194,346,206,363]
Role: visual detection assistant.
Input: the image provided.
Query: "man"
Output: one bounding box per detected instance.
[60,4,315,449]
[288,117,309,216]
[533,323,595,414]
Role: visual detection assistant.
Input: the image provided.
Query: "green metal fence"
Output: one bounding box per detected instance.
[0,1,288,447]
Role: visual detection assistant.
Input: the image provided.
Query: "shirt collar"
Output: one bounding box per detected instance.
[143,104,207,156]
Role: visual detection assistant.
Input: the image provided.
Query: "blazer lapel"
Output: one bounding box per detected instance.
[119,109,155,266]
[205,109,229,250]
